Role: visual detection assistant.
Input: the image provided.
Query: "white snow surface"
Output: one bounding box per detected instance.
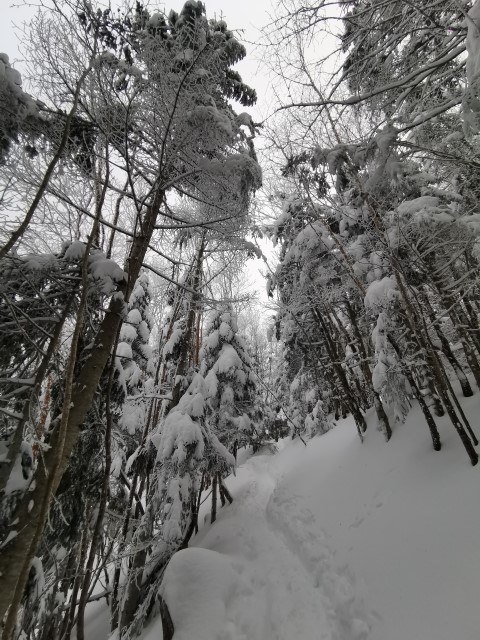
[126,308,142,325]
[63,240,87,261]
[161,397,480,640]
[214,344,242,373]
[396,195,439,216]
[84,389,480,640]
[115,342,133,360]
[364,276,398,310]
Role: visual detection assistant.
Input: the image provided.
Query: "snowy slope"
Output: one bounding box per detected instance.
[283,402,480,640]
[153,391,480,640]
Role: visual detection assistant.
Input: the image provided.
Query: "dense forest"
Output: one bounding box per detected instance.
[1,1,480,638]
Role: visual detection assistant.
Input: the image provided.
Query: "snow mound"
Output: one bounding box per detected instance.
[161,548,243,640]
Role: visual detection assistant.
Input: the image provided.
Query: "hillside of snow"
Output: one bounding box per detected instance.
[85,392,480,640]
[164,388,480,640]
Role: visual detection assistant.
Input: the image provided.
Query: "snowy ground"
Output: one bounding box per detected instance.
[85,392,480,639]
[158,391,480,640]
[169,442,370,640]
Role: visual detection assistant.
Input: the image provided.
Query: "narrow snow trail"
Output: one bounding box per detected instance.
[173,443,370,640]
[115,393,480,640]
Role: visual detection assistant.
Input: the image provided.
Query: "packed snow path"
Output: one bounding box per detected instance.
[162,442,370,640]
[158,395,480,640]
[80,397,480,640]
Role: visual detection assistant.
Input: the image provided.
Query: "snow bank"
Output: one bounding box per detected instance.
[83,384,480,640]
[275,394,480,640]
[161,548,241,640]
[157,384,480,640]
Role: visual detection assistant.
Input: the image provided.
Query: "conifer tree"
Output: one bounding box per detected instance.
[200,306,264,455]
[117,372,235,636]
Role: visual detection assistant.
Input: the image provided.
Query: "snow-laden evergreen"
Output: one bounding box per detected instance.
[200,306,264,454]
[153,372,234,543]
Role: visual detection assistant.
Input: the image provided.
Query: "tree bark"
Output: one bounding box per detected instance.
[119,512,152,636]
[219,478,233,505]
[170,237,205,409]
[159,595,174,640]
[313,308,367,436]
[387,333,442,451]
[76,345,117,640]
[398,274,478,464]
[211,474,218,524]
[0,188,164,634]
[0,298,72,495]
[420,291,474,397]
[60,521,90,640]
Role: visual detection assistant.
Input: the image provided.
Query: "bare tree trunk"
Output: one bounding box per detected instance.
[110,483,137,632]
[387,333,442,451]
[0,299,72,495]
[439,346,474,398]
[211,474,218,524]
[218,473,226,507]
[119,508,153,636]
[219,478,233,505]
[48,548,79,640]
[433,284,480,389]
[373,393,392,441]
[396,273,478,464]
[76,345,117,640]
[170,237,205,409]
[313,308,367,436]
[328,306,370,411]
[0,188,164,634]
[421,330,478,465]
[159,595,174,640]
[420,291,474,397]
[60,522,90,640]
[180,496,199,551]
[417,360,445,418]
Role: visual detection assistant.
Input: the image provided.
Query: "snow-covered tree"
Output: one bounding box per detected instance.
[200,306,264,454]
[114,272,155,470]
[0,0,261,633]
[154,372,234,542]
[0,53,41,164]
[117,372,235,636]
[304,397,333,439]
